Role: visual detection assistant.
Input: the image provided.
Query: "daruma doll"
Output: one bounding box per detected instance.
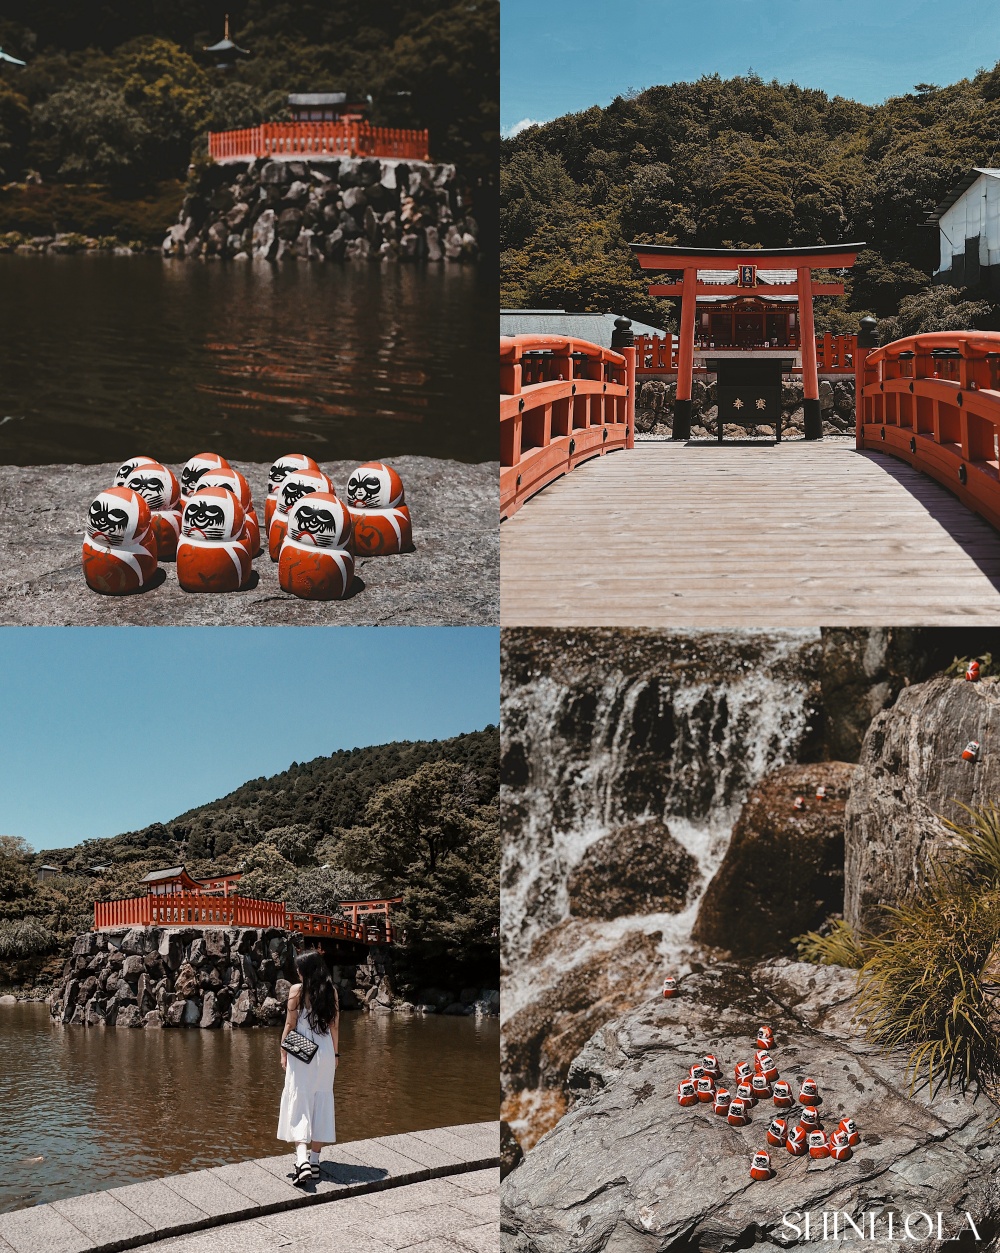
[180,452,231,504]
[113,455,158,486]
[200,468,261,558]
[121,460,182,560]
[265,453,321,529]
[176,488,252,592]
[267,468,334,560]
[278,493,354,601]
[345,462,412,556]
[82,487,158,594]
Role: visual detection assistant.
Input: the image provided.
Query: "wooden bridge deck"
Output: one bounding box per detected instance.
[500,441,1000,626]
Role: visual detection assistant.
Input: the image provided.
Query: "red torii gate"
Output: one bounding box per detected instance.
[628,242,865,440]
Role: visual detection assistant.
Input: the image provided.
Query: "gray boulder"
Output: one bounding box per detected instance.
[121,955,145,981]
[200,991,221,1029]
[181,998,202,1026]
[252,209,278,260]
[503,960,1000,1251]
[115,1004,143,1029]
[259,161,289,187]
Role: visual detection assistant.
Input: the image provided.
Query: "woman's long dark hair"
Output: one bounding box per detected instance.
[296,949,339,1036]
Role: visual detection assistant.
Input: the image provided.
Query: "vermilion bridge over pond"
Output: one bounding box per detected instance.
[93,867,400,947]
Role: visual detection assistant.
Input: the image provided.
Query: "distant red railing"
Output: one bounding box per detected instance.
[633,333,856,376]
[94,893,400,945]
[500,334,635,519]
[856,330,1000,531]
[208,122,430,163]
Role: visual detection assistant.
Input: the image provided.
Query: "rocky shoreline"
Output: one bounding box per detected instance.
[44,926,499,1029]
[636,375,856,438]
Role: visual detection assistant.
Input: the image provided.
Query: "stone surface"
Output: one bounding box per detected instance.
[635,374,856,439]
[50,1189,153,1247]
[845,673,1000,935]
[568,819,700,920]
[502,961,1000,1251]
[0,458,498,626]
[692,761,856,956]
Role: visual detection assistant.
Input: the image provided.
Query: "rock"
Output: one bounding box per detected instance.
[259,161,289,187]
[165,999,186,1027]
[692,761,856,956]
[200,991,220,1029]
[174,962,199,999]
[501,1121,523,1181]
[0,994,17,1005]
[283,180,309,206]
[425,225,442,261]
[341,186,367,212]
[225,202,251,231]
[115,1004,143,1029]
[568,819,700,920]
[845,673,1000,935]
[503,960,1000,1251]
[415,1003,437,1014]
[277,208,303,241]
[417,987,453,1010]
[397,1001,415,1013]
[460,987,480,1005]
[121,955,145,981]
[443,1002,470,1015]
[158,931,183,971]
[230,989,253,1027]
[252,209,278,260]
[120,928,147,955]
[189,938,206,966]
[72,933,98,958]
[181,998,201,1026]
[259,996,283,1023]
[274,978,291,1004]
[203,930,229,960]
[144,1010,163,1029]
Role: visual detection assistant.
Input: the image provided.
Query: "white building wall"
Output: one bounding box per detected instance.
[937,173,1000,273]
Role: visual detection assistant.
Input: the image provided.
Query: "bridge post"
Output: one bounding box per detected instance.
[611,317,636,449]
[673,266,697,440]
[797,266,822,439]
[855,316,879,448]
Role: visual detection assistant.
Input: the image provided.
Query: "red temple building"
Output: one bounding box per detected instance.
[629,242,865,439]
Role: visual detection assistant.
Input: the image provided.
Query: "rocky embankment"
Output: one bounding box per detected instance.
[502,961,1000,1252]
[636,376,856,438]
[163,157,479,264]
[50,927,500,1028]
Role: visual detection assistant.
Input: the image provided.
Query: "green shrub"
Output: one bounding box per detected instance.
[794,919,866,968]
[0,917,57,960]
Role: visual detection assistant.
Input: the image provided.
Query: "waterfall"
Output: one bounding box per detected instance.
[501,630,822,1019]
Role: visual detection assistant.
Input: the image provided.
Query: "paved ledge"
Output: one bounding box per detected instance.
[0,458,499,626]
[0,1122,499,1253]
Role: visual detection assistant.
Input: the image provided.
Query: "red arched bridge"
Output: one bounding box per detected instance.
[93,867,400,946]
[500,327,1000,626]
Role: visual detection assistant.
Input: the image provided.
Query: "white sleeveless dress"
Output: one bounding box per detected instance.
[277,998,337,1144]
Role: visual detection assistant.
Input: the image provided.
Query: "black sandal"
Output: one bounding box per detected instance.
[310,1161,321,1180]
[293,1162,312,1187]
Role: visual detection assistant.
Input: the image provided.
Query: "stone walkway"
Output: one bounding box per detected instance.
[0,1123,498,1253]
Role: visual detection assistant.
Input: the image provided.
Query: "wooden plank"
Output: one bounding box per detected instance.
[500,442,1000,626]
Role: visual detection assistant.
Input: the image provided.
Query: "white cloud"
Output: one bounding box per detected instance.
[504,117,545,138]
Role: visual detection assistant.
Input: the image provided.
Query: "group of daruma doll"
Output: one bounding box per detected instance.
[82,452,412,600]
[671,1020,862,1181]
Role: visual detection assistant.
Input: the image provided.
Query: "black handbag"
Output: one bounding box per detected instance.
[282,1029,318,1064]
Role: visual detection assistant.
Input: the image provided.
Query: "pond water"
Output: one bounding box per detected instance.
[0,1002,499,1213]
[0,256,495,466]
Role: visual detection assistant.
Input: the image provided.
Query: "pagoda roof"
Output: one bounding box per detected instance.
[140,866,192,883]
[288,92,351,106]
[630,242,866,270]
[204,37,249,54]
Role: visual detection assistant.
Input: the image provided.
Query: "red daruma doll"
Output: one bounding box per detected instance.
[180,452,230,504]
[82,487,158,593]
[345,462,413,556]
[749,1150,772,1181]
[121,460,182,560]
[268,468,334,559]
[765,1116,788,1147]
[201,468,262,558]
[661,977,678,999]
[786,1126,807,1156]
[676,1080,697,1108]
[278,493,355,601]
[265,453,321,529]
[712,1089,731,1116]
[176,488,252,592]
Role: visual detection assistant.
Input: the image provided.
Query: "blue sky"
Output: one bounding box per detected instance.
[502,0,997,135]
[0,628,499,851]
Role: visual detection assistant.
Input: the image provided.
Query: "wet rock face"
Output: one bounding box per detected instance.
[635,376,856,439]
[568,820,699,920]
[692,761,856,957]
[502,960,1000,1252]
[845,674,1000,936]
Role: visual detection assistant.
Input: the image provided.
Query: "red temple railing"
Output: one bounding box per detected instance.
[500,334,636,519]
[633,333,857,376]
[208,122,430,163]
[856,330,1000,531]
[94,893,399,945]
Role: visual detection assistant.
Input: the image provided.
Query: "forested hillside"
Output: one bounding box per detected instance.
[1,727,499,984]
[501,68,1000,333]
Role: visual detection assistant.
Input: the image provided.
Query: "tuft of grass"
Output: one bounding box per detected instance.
[943,802,1000,885]
[0,916,57,960]
[794,919,867,969]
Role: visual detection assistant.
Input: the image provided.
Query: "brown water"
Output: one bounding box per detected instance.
[0,255,495,466]
[0,1002,498,1213]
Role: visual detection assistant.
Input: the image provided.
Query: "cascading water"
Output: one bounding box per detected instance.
[501,629,822,1022]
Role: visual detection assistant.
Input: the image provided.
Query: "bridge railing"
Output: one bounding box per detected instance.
[856,330,1000,531]
[634,332,856,376]
[208,123,430,163]
[500,333,636,519]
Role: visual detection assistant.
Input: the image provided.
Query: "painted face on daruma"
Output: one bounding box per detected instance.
[287,492,352,548]
[276,469,332,516]
[346,462,404,509]
[201,469,253,509]
[87,487,150,547]
[268,454,320,496]
[180,453,231,499]
[113,456,157,486]
[181,488,244,542]
[123,462,180,511]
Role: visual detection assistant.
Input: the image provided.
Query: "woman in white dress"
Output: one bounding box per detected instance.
[277,949,340,1186]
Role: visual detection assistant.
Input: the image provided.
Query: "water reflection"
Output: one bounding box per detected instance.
[0,256,495,466]
[0,1002,498,1212]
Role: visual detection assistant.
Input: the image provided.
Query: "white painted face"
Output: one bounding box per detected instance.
[268,454,319,496]
[287,492,351,549]
[276,469,332,517]
[181,453,230,500]
[124,462,179,511]
[182,488,243,542]
[201,469,253,509]
[87,488,146,547]
[346,462,403,509]
[113,456,157,486]
[807,1132,826,1148]
[753,1153,769,1168]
